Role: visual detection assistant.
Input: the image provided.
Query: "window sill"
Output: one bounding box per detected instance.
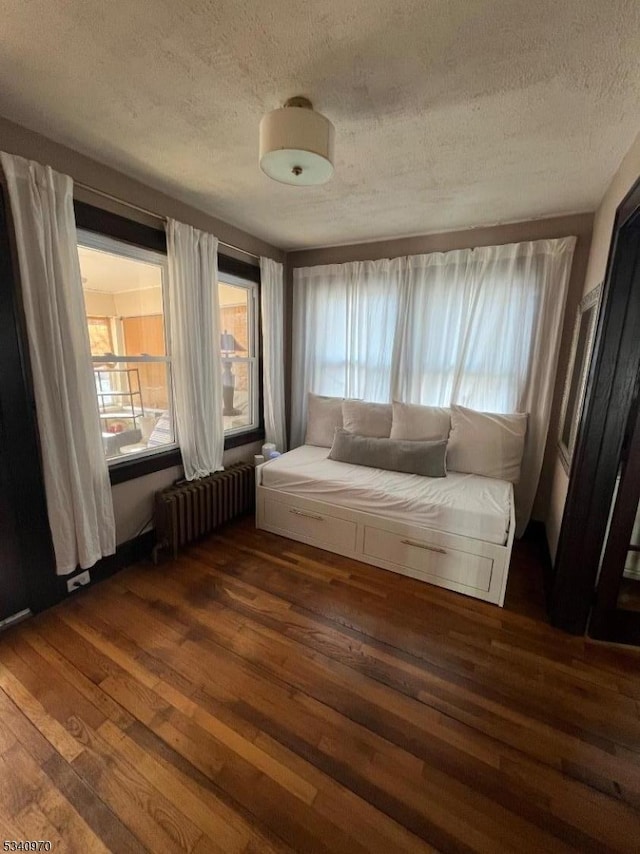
[108,447,182,485]
[107,430,265,485]
[224,428,265,451]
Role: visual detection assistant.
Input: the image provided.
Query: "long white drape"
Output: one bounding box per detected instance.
[393,251,473,406]
[166,219,224,480]
[461,240,575,532]
[292,237,576,533]
[259,257,287,452]
[1,152,115,574]
[291,259,403,446]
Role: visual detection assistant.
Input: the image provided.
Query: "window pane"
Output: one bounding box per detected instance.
[80,244,166,354]
[219,279,257,435]
[79,239,174,462]
[222,360,252,433]
[219,283,250,356]
[96,362,174,460]
[87,316,114,359]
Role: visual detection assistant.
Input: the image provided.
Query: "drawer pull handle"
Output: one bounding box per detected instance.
[290,508,325,521]
[401,539,446,555]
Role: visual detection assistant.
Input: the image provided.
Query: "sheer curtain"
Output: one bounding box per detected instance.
[291,259,403,447]
[1,152,115,574]
[260,257,287,452]
[166,219,224,479]
[465,239,576,531]
[398,239,576,532]
[292,237,576,532]
[393,250,473,404]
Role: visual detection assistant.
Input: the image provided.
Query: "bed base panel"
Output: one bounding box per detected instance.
[255,465,515,607]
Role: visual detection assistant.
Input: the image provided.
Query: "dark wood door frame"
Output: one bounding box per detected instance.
[589,386,640,642]
[0,440,29,620]
[551,176,640,634]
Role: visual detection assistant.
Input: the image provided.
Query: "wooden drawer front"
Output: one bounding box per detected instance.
[264,500,357,552]
[363,526,493,592]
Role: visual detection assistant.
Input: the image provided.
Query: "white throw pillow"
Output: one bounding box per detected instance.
[390,401,451,442]
[342,400,392,438]
[447,404,527,483]
[305,393,344,447]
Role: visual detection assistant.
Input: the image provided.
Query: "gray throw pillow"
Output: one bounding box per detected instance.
[328,429,447,477]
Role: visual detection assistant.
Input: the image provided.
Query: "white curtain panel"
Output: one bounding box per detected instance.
[291,259,403,447]
[460,239,576,532]
[292,237,576,533]
[259,257,287,452]
[1,152,115,574]
[166,219,224,480]
[393,250,474,405]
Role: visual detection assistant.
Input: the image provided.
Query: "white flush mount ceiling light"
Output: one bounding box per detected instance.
[259,96,334,186]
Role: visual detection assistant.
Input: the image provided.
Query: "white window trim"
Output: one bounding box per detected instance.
[219,272,260,437]
[78,229,179,465]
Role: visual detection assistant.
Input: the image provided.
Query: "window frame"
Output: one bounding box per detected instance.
[219,271,260,440]
[217,253,265,451]
[74,201,264,483]
[77,227,179,471]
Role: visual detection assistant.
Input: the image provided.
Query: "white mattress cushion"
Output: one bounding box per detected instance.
[390,401,451,442]
[305,393,343,447]
[342,400,392,438]
[447,404,527,483]
[261,445,512,545]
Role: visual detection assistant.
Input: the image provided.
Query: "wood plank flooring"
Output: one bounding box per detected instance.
[1,517,640,852]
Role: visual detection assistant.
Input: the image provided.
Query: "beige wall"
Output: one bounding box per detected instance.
[546,131,640,560]
[0,115,284,264]
[112,441,261,543]
[287,213,593,524]
[84,290,116,316]
[0,115,283,545]
[85,288,164,318]
[113,288,163,318]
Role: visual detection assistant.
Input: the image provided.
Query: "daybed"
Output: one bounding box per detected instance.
[256,442,516,607]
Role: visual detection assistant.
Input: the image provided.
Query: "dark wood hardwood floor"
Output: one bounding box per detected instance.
[1,517,640,852]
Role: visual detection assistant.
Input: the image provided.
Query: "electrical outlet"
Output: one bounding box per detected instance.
[67,569,91,593]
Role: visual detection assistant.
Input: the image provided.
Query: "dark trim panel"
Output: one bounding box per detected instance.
[108,448,183,485]
[218,253,261,283]
[74,201,166,253]
[0,184,58,613]
[224,428,264,451]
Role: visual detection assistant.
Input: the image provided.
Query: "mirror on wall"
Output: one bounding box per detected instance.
[558,282,603,474]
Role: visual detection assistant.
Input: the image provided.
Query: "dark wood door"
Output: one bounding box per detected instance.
[0,400,29,621]
[551,177,640,634]
[590,388,640,642]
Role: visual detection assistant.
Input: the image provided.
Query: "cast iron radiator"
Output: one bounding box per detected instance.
[153,462,255,560]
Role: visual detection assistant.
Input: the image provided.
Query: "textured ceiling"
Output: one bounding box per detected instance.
[0,0,639,250]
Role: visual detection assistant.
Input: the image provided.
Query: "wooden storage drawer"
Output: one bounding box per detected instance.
[264,499,357,552]
[363,526,493,592]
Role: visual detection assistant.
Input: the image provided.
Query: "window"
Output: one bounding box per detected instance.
[218,274,259,436]
[78,230,176,464]
[293,241,575,449]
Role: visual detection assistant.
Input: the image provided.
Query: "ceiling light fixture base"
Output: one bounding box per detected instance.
[259,95,335,186]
